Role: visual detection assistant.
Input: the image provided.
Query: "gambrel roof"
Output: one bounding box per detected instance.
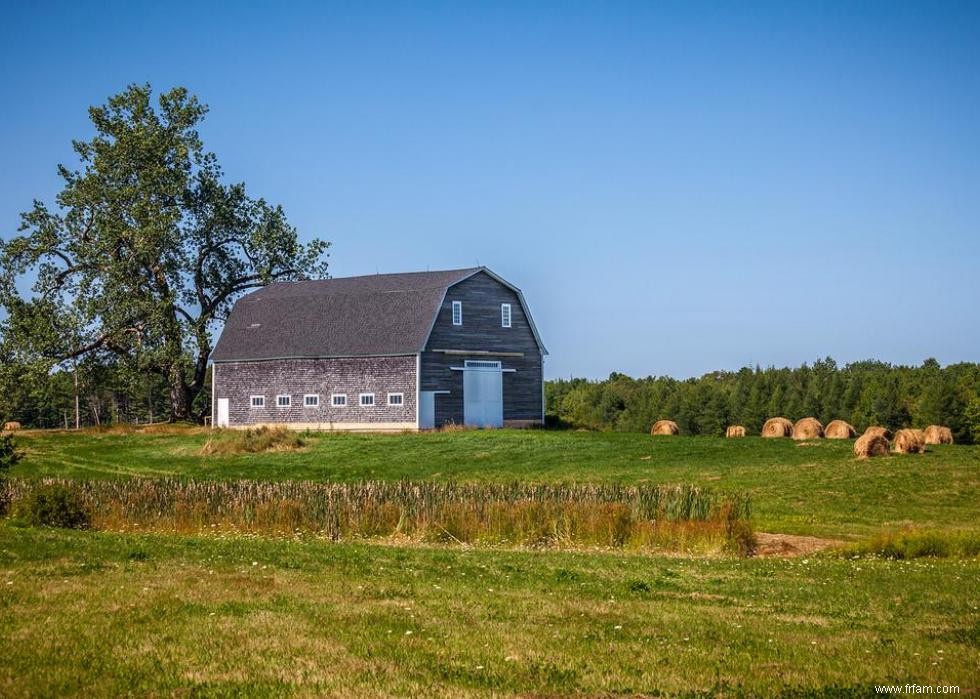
[211,267,546,362]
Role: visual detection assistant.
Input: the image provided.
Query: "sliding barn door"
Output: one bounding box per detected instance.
[463,361,503,428]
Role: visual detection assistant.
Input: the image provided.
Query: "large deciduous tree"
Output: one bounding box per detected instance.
[0,84,329,421]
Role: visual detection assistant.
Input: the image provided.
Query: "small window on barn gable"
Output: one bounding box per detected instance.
[452,300,462,326]
[360,393,375,407]
[250,395,265,408]
[304,394,319,407]
[388,393,404,406]
[332,394,347,407]
[501,303,512,328]
[276,395,291,408]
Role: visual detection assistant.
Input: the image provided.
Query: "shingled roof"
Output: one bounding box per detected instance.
[212,267,515,361]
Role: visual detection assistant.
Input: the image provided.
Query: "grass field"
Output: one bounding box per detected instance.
[11,427,980,539]
[1,524,977,697]
[3,427,979,695]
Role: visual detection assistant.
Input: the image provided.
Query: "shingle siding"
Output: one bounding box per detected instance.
[215,356,417,427]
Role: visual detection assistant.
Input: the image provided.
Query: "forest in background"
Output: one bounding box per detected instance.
[3,355,980,444]
[546,358,980,443]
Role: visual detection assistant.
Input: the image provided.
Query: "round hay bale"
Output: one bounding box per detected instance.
[863,425,892,441]
[854,432,889,458]
[650,420,679,436]
[923,425,953,445]
[893,428,925,454]
[761,417,793,438]
[725,425,746,438]
[792,417,824,440]
[2,421,21,432]
[824,420,856,439]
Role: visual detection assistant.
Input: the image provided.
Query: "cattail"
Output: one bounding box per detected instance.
[3,478,753,555]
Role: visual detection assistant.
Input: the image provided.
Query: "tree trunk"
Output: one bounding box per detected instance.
[73,362,80,430]
[188,330,212,424]
[168,366,192,422]
[88,396,101,426]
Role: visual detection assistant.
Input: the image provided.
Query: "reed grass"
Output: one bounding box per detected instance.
[3,478,754,554]
[200,426,305,455]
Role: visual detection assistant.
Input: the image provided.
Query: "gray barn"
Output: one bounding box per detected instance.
[210,267,547,430]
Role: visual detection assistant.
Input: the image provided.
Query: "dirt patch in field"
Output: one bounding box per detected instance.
[754,532,845,557]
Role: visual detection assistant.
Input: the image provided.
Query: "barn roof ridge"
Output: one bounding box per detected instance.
[211,266,546,362]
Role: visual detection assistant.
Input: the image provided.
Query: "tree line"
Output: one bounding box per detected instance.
[0,351,197,429]
[545,358,980,444]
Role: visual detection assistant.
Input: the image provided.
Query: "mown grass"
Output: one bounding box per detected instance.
[0,523,977,697]
[11,428,980,538]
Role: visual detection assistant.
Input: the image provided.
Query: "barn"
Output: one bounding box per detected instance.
[210,267,547,430]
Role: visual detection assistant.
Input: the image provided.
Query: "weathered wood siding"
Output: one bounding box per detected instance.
[421,271,544,426]
[215,356,417,428]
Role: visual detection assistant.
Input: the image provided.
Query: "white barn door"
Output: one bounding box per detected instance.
[419,391,436,429]
[216,398,230,428]
[463,361,503,428]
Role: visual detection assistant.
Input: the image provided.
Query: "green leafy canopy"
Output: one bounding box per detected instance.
[0,84,329,419]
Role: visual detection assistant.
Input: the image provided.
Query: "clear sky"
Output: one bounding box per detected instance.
[1,1,977,379]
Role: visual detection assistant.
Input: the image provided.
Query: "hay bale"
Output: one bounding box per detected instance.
[725,425,746,438]
[863,426,892,441]
[923,425,953,445]
[824,420,856,439]
[893,428,925,454]
[650,420,679,436]
[854,433,890,459]
[761,417,793,438]
[792,417,824,440]
[2,421,21,432]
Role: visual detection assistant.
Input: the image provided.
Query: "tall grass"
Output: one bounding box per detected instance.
[200,426,305,455]
[843,528,980,559]
[3,478,754,555]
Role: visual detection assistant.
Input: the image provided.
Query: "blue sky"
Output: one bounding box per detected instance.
[1,1,977,379]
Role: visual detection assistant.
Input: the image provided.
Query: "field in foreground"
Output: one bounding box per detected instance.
[11,428,980,539]
[1,524,977,697]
